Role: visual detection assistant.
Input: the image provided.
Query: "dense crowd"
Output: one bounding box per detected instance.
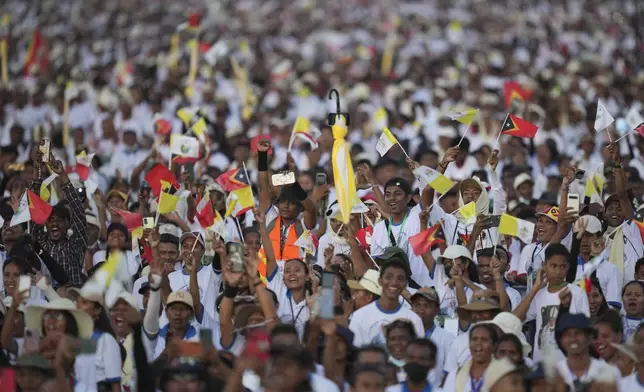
[0,0,643,392]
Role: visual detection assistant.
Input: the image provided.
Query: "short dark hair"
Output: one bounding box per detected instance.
[635,258,644,274]
[379,259,409,279]
[622,280,644,297]
[384,319,417,340]
[470,323,500,345]
[544,243,570,263]
[348,364,385,387]
[592,310,623,335]
[407,338,437,362]
[355,344,388,363]
[159,234,179,247]
[270,324,298,341]
[50,203,70,221]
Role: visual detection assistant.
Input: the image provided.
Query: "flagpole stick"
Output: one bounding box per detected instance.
[235,217,245,241]
[614,129,634,143]
[457,123,472,147]
[495,113,509,148]
[396,142,411,159]
[0,39,7,85]
[191,232,201,253]
[606,128,613,143]
[241,161,254,199]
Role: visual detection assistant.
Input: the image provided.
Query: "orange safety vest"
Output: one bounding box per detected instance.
[267,215,304,261]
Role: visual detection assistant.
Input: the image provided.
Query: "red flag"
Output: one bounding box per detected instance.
[154,118,172,135]
[458,233,471,246]
[635,123,644,138]
[409,223,445,256]
[23,28,49,76]
[188,13,201,32]
[172,155,200,165]
[137,238,153,262]
[503,81,532,108]
[27,190,53,224]
[144,164,179,197]
[112,209,143,232]
[0,368,15,392]
[355,226,374,249]
[196,199,215,229]
[501,114,539,139]
[216,169,250,192]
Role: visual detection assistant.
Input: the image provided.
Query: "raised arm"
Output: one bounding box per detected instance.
[50,157,89,248]
[187,250,204,323]
[357,164,391,216]
[93,192,108,242]
[513,269,546,321]
[255,208,277,279]
[219,262,243,349]
[607,143,634,219]
[257,141,273,213]
[245,253,278,329]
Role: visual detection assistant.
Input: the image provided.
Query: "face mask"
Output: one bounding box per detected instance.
[403,362,430,383]
[389,356,406,368]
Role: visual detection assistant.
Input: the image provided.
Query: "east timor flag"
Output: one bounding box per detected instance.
[409,222,446,256]
[216,168,250,192]
[501,114,538,139]
[503,81,532,108]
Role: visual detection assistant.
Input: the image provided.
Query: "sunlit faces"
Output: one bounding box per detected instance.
[593,322,621,361]
[107,229,126,249]
[3,262,21,295]
[411,296,439,325]
[378,265,407,300]
[469,325,497,364]
[42,310,69,336]
[352,289,375,310]
[560,328,590,356]
[243,232,261,255]
[587,285,605,317]
[385,322,414,360]
[543,254,568,285]
[461,184,482,205]
[283,259,307,291]
[494,339,522,364]
[278,199,299,220]
[384,185,410,215]
[622,282,644,317]
[159,242,179,265]
[604,200,623,227]
[166,302,193,331]
[535,216,557,242]
[110,299,133,338]
[181,237,205,267]
[44,213,68,241]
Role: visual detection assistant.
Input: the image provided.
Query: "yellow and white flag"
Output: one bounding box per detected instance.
[372,107,388,130]
[456,202,477,221]
[177,107,207,142]
[376,128,399,156]
[332,116,357,224]
[498,213,535,244]
[288,116,320,151]
[446,108,479,126]
[39,173,59,203]
[294,230,316,255]
[413,166,455,194]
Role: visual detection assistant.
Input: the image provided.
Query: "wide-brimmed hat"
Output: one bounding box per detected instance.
[483,358,523,391]
[25,298,94,340]
[479,312,532,356]
[456,296,501,322]
[110,291,138,310]
[410,287,439,304]
[347,269,382,296]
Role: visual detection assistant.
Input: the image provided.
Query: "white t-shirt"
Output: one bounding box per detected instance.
[74,332,122,392]
[620,372,644,392]
[526,284,590,361]
[432,263,486,319]
[168,265,221,323]
[442,365,477,392]
[517,234,573,287]
[93,250,140,277]
[266,269,310,340]
[315,233,351,269]
[574,256,623,308]
[371,204,434,287]
[349,301,425,347]
[427,325,455,379]
[556,358,621,391]
[623,316,643,342]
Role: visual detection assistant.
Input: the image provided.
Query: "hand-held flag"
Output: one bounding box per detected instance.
[594,99,615,133]
[498,213,535,244]
[413,166,455,194]
[409,222,445,256]
[500,114,539,139]
[376,128,401,157]
[503,81,532,108]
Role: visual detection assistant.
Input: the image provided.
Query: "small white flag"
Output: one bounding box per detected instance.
[594,99,615,132]
[10,192,30,227]
[294,230,316,255]
[170,134,200,158]
[203,41,229,66]
[625,107,644,130]
[376,128,399,156]
[0,214,4,228]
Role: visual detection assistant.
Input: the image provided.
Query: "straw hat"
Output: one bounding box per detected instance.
[25,298,94,339]
[483,358,522,391]
[347,270,382,296]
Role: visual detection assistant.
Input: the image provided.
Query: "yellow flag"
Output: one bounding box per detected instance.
[177,107,207,141]
[158,191,179,214]
[458,202,476,220]
[225,197,237,218]
[447,109,479,126]
[498,213,535,244]
[376,128,399,156]
[331,116,356,223]
[584,174,604,198]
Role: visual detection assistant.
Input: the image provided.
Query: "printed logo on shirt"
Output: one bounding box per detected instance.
[539,305,559,351]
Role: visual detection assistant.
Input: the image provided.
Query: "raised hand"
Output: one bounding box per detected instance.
[253,207,265,225]
[147,229,161,248]
[441,146,460,166]
[405,157,420,171]
[488,149,499,171]
[257,140,271,153]
[562,167,576,187]
[558,287,572,308]
[323,244,334,271]
[222,260,243,288]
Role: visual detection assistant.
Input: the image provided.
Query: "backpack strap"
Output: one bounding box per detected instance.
[383,219,397,246]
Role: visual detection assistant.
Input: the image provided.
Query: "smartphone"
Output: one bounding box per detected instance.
[226,242,244,273]
[271,172,295,186]
[574,169,586,181]
[23,328,41,353]
[200,328,213,349]
[315,173,327,186]
[567,193,580,214]
[177,341,202,357]
[39,139,51,163]
[183,163,195,182]
[143,217,155,229]
[319,272,335,319]
[480,215,501,229]
[19,275,31,297]
[71,338,97,355]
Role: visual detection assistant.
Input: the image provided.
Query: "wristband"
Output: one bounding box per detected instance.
[291,181,308,202]
[223,285,239,298]
[258,151,268,171]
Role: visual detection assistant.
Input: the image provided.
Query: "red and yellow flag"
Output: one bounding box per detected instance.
[503,81,532,108]
[27,190,53,224]
[409,222,445,256]
[501,114,539,139]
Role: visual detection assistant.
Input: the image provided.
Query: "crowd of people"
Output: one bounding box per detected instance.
[0,0,644,391]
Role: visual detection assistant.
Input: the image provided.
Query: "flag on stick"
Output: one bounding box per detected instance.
[594,99,615,133]
[376,128,403,156]
[216,169,250,192]
[446,109,479,126]
[176,107,207,142]
[498,213,535,244]
[170,134,200,158]
[413,166,455,194]
[409,222,445,256]
[288,116,320,150]
[75,151,95,181]
[503,81,532,108]
[500,114,539,139]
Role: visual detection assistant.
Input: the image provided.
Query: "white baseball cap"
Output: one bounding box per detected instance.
[437,245,472,263]
[513,172,534,191]
[573,215,603,235]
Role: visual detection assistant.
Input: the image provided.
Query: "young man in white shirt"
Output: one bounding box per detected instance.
[410,287,454,385]
[513,243,590,361]
[619,342,644,391]
[386,339,437,392]
[349,255,424,347]
[555,312,621,391]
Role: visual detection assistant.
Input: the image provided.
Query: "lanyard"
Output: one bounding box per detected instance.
[288,294,305,325]
[387,211,409,246]
[279,219,292,259]
[425,325,436,339]
[470,376,484,392]
[528,242,544,275]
